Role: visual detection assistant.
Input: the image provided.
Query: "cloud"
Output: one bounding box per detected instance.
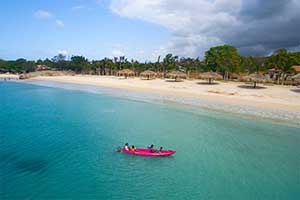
[110,0,300,57]
[34,10,52,18]
[34,9,65,28]
[55,20,64,28]
[112,49,125,57]
[58,50,68,56]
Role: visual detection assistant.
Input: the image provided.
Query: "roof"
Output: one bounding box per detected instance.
[291,66,300,72]
[199,72,222,79]
[140,70,157,76]
[243,73,267,82]
[117,69,135,75]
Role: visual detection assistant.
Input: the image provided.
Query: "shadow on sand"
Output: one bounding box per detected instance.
[238,85,267,89]
[165,79,184,82]
[140,78,155,80]
[118,77,134,80]
[291,88,300,93]
[197,82,220,85]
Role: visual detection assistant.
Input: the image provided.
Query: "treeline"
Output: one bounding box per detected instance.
[1,45,299,78]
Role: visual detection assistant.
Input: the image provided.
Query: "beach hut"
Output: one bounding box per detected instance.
[140,70,157,80]
[36,64,49,71]
[117,69,135,79]
[242,73,268,88]
[291,66,300,73]
[166,70,187,82]
[198,72,223,84]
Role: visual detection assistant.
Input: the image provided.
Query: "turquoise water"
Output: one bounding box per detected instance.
[1,81,299,199]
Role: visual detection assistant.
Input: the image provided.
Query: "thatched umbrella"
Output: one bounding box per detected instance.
[229,73,239,80]
[117,69,135,79]
[166,70,187,82]
[243,73,267,88]
[140,70,157,80]
[198,72,223,84]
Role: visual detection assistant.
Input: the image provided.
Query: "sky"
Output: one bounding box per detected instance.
[1,0,300,61]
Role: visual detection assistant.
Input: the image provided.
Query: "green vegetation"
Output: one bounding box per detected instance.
[204,45,243,79]
[0,58,36,73]
[1,45,299,78]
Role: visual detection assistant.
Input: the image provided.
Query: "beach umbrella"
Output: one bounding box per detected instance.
[166,70,187,82]
[117,69,135,79]
[242,73,267,88]
[140,70,157,80]
[198,72,223,84]
[229,73,239,80]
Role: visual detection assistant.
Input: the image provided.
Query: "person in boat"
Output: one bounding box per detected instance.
[124,143,129,150]
[148,144,155,153]
[158,147,163,152]
[153,146,163,153]
[129,145,137,151]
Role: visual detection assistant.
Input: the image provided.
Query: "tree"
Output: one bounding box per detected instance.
[241,56,258,73]
[43,58,54,69]
[205,45,242,79]
[266,49,299,84]
[52,54,67,70]
[162,54,178,77]
[13,58,36,73]
[70,56,90,73]
[52,54,66,63]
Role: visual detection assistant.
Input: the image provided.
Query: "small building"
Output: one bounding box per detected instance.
[36,64,48,71]
[291,66,300,73]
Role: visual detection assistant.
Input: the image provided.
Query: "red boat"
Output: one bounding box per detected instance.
[121,148,176,157]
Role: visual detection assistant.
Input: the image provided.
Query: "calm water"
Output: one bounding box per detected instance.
[1,81,299,200]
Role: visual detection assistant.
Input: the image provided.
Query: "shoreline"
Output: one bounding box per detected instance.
[22,75,300,125]
[0,74,19,79]
[31,75,300,111]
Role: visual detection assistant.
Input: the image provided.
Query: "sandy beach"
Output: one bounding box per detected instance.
[31,75,300,113]
[0,74,19,79]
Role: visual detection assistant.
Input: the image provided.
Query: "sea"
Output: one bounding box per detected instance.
[1,80,299,199]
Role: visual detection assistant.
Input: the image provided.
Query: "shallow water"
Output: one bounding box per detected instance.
[24,80,300,125]
[1,81,299,199]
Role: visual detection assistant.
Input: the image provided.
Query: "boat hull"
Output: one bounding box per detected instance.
[121,148,176,156]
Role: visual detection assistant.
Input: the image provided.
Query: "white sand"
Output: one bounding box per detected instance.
[0,74,19,79]
[32,75,300,113]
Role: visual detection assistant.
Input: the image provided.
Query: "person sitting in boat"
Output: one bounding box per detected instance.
[158,147,163,152]
[129,145,136,151]
[124,143,129,150]
[148,144,155,152]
